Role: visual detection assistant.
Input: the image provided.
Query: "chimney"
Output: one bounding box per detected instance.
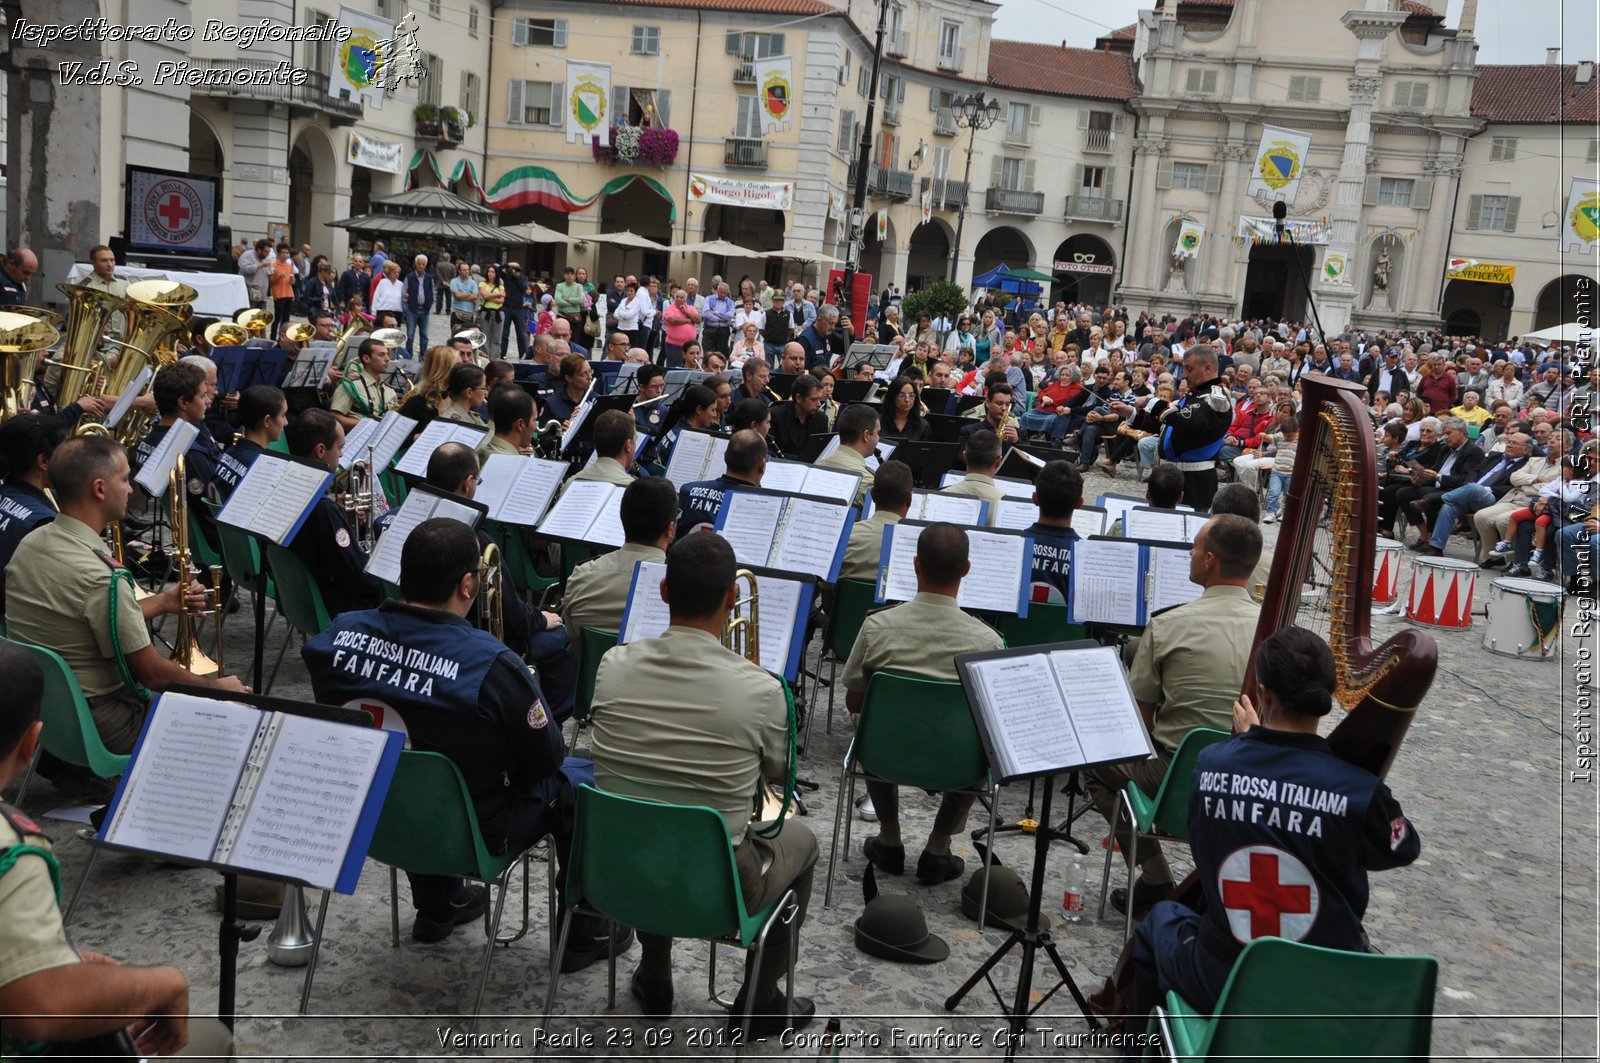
[1546,47,1562,65]
[1578,62,1594,84]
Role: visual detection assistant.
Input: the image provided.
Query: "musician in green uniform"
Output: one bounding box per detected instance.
[837,460,911,583]
[562,477,677,635]
[816,404,878,510]
[328,338,398,431]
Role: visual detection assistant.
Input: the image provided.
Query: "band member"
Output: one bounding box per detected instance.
[541,354,595,426]
[1110,343,1233,512]
[769,376,828,458]
[588,532,817,1031]
[301,517,626,966]
[642,384,719,475]
[329,338,398,430]
[734,357,774,407]
[6,436,246,755]
[438,364,489,428]
[677,430,766,538]
[958,382,1020,452]
[0,416,64,620]
[131,362,221,504]
[1023,460,1083,604]
[567,410,638,489]
[838,460,911,583]
[212,385,287,501]
[942,428,1005,520]
[482,384,535,458]
[284,409,381,617]
[815,404,879,510]
[563,476,677,634]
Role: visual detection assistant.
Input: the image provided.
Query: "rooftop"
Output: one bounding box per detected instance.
[985,41,1138,101]
[1472,63,1600,124]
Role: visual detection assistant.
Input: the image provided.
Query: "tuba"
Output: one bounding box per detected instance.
[167,454,224,677]
[235,307,273,339]
[478,541,504,642]
[203,321,249,347]
[106,280,196,445]
[281,321,315,345]
[0,311,61,422]
[54,284,129,407]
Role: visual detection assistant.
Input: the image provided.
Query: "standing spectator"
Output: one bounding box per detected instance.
[701,281,736,355]
[613,279,649,351]
[500,262,529,359]
[449,261,480,329]
[335,253,370,312]
[292,242,313,279]
[302,260,337,318]
[434,253,454,314]
[553,266,586,335]
[478,264,506,358]
[402,255,435,352]
[1416,355,1458,415]
[366,240,388,277]
[660,289,702,368]
[237,238,274,310]
[1486,360,1524,409]
[267,243,297,339]
[370,260,405,317]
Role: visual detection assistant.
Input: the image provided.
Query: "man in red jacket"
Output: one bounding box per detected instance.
[1217,379,1274,464]
[1416,353,1459,415]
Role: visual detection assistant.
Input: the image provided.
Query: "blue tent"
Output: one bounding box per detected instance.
[969,263,1011,288]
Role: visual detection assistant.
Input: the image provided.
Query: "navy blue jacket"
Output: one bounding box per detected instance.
[1023,522,1078,605]
[0,482,55,618]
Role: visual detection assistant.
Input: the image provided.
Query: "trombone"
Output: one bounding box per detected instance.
[721,568,760,663]
[167,454,224,677]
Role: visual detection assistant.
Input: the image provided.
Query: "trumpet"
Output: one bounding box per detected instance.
[337,453,378,553]
[477,541,504,642]
[168,454,223,677]
[235,307,273,339]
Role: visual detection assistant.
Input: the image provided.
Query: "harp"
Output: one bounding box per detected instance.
[1247,374,1438,779]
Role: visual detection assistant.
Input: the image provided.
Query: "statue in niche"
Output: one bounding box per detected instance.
[1372,250,1393,292]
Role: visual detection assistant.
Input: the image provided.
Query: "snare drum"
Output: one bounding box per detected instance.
[1373,537,1403,605]
[1405,556,1477,629]
[1482,577,1563,659]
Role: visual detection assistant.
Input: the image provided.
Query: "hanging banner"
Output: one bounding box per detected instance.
[920,186,933,226]
[753,56,794,134]
[1445,258,1516,285]
[831,192,848,223]
[1320,248,1351,285]
[331,6,397,106]
[565,61,612,147]
[1561,177,1600,253]
[1236,215,1331,245]
[485,166,676,219]
[876,210,888,241]
[1174,219,1205,259]
[687,172,794,210]
[1246,124,1313,205]
[347,131,403,174]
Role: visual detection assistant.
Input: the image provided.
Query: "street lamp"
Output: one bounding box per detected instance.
[947,92,1001,283]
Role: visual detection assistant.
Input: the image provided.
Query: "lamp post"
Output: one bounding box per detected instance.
[947,92,1001,284]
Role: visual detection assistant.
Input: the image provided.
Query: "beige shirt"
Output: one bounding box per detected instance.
[440,404,489,429]
[843,590,1003,693]
[80,271,130,333]
[329,367,398,420]
[562,542,666,635]
[481,434,521,457]
[1498,455,1557,506]
[565,456,634,492]
[0,812,80,990]
[838,510,900,584]
[1129,584,1259,755]
[816,445,874,510]
[6,514,151,698]
[590,625,789,840]
[942,473,1004,524]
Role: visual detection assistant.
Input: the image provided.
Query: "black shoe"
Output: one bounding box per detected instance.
[630,968,674,1021]
[37,756,118,804]
[412,884,489,943]
[862,837,905,875]
[1413,544,1443,557]
[729,993,816,1039]
[1480,555,1507,569]
[1110,880,1171,921]
[915,849,965,884]
[1538,566,1558,583]
[559,922,634,973]
[1504,564,1532,578]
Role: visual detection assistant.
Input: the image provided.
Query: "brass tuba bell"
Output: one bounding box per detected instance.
[204,321,250,347]
[235,307,273,339]
[0,311,62,422]
[281,321,315,344]
[53,284,129,407]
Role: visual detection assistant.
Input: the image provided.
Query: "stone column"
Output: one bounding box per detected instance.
[1402,158,1460,327]
[1201,139,1252,312]
[1334,11,1405,329]
[1121,135,1168,302]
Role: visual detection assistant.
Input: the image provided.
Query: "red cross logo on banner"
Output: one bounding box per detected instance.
[157,195,191,232]
[345,698,412,747]
[1218,845,1318,943]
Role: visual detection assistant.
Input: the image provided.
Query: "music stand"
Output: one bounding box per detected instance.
[662,369,713,404]
[841,342,895,375]
[513,362,550,384]
[767,372,798,401]
[954,393,987,415]
[924,414,969,445]
[893,440,962,488]
[831,379,879,405]
[795,432,840,464]
[213,346,290,393]
[921,387,957,416]
[997,449,1046,483]
[561,393,634,457]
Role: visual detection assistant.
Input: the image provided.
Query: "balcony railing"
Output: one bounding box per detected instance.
[874,168,914,199]
[885,31,910,57]
[934,111,957,136]
[922,177,968,208]
[1082,127,1116,154]
[185,59,364,124]
[937,46,966,72]
[733,59,756,84]
[724,138,768,168]
[986,188,1045,215]
[1063,194,1125,222]
[1002,128,1031,147]
[882,104,901,127]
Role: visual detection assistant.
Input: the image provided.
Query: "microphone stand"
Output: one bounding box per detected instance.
[1274,204,1331,348]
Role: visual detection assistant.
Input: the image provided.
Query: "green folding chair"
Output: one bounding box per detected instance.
[815,578,876,747]
[996,601,1088,647]
[1151,936,1438,1062]
[824,671,992,908]
[486,520,559,604]
[543,785,798,1052]
[267,434,290,455]
[210,506,281,689]
[297,751,554,1029]
[262,543,333,693]
[572,627,618,731]
[1099,727,1231,939]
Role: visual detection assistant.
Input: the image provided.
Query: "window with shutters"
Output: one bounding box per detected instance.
[938,21,963,70]
[304,9,333,73]
[632,26,660,54]
[1477,194,1511,230]
[1392,81,1429,108]
[1588,138,1600,163]
[881,74,904,123]
[1184,68,1218,95]
[468,6,479,35]
[1081,166,1106,197]
[420,53,442,106]
[428,0,440,15]
[460,72,479,124]
[1489,137,1518,162]
[1377,177,1413,207]
[1001,157,1027,191]
[837,109,858,154]
[509,81,561,126]
[1171,161,1209,190]
[857,65,869,98]
[1287,76,1321,102]
[733,96,764,140]
[514,18,567,48]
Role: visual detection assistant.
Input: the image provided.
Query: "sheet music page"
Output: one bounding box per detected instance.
[965,655,1082,780]
[104,366,152,428]
[749,575,804,677]
[665,430,714,489]
[758,460,810,495]
[1047,647,1152,765]
[992,476,1036,500]
[537,480,612,541]
[992,498,1037,531]
[719,491,786,566]
[958,531,1028,613]
[367,412,418,475]
[1147,544,1203,613]
[1097,494,1145,533]
[394,421,486,477]
[239,460,333,546]
[619,560,671,644]
[1184,512,1210,541]
[919,491,986,525]
[134,419,199,498]
[799,466,860,505]
[338,417,380,470]
[586,489,627,547]
[878,522,922,603]
[229,714,391,891]
[771,499,849,579]
[217,453,286,532]
[1069,539,1143,626]
[706,436,730,480]
[1126,508,1190,542]
[1076,506,1109,538]
[502,458,567,526]
[473,453,522,518]
[939,470,963,489]
[559,383,597,453]
[103,694,262,861]
[364,492,438,586]
[816,435,841,462]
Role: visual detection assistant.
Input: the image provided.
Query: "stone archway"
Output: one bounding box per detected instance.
[1051,233,1116,308]
[906,218,952,291]
[859,213,896,292]
[971,225,1036,280]
[1442,278,1514,341]
[1534,274,1591,332]
[599,180,674,280]
[288,125,341,258]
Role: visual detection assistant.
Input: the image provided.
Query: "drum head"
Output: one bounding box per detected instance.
[1492,576,1563,596]
[1375,537,1404,551]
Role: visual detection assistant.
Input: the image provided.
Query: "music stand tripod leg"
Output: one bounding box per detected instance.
[251,571,268,694]
[218,873,264,1033]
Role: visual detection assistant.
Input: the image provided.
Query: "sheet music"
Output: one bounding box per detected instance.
[815,436,841,463]
[339,417,380,467]
[217,455,331,546]
[957,530,1029,613]
[620,560,671,644]
[1069,538,1143,626]
[798,466,860,506]
[476,454,566,526]
[940,471,963,489]
[393,420,488,477]
[104,366,152,428]
[536,480,615,542]
[365,491,481,586]
[284,348,333,388]
[1126,507,1191,542]
[877,522,922,603]
[365,411,418,475]
[965,655,1082,779]
[866,441,896,473]
[1184,512,1210,540]
[228,714,390,890]
[758,460,810,495]
[134,419,199,498]
[719,491,786,567]
[586,489,627,547]
[993,497,1037,531]
[666,430,728,490]
[1076,506,1109,538]
[919,491,987,525]
[103,694,262,861]
[559,379,598,454]
[992,476,1036,500]
[749,575,805,677]
[771,498,850,579]
[1147,544,1202,613]
[1097,494,1146,533]
[1045,648,1152,765]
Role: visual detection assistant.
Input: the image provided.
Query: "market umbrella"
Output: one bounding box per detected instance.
[675,238,769,259]
[770,246,842,264]
[505,221,574,244]
[1523,322,1586,346]
[589,230,672,251]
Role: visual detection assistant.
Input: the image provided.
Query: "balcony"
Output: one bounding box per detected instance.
[183,58,364,125]
[1002,128,1031,148]
[733,58,757,84]
[1063,194,1125,223]
[1082,127,1116,154]
[724,138,768,168]
[415,108,465,147]
[934,111,957,136]
[986,188,1044,215]
[885,31,910,57]
[937,47,966,72]
[882,104,901,127]
[922,177,968,208]
[873,168,914,199]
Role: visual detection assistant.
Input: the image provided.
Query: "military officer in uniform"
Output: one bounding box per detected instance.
[302,518,626,966]
[1087,514,1262,920]
[562,477,677,634]
[837,460,910,583]
[568,410,638,489]
[328,338,398,431]
[284,408,382,617]
[482,384,535,458]
[211,385,287,501]
[589,532,817,1031]
[132,362,221,503]
[1110,343,1233,512]
[843,523,1004,883]
[816,404,878,510]
[677,430,766,538]
[941,428,1005,522]
[0,416,65,620]
[6,435,246,756]
[1023,460,1082,604]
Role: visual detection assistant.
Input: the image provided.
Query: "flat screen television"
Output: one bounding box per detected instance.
[125,165,220,256]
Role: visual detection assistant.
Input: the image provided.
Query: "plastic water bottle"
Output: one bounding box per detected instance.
[817,1017,843,1059]
[1062,852,1088,922]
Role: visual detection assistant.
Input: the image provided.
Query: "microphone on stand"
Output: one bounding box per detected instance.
[1273,198,1288,239]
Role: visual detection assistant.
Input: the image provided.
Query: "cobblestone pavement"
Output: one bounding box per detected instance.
[18,467,1599,1061]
